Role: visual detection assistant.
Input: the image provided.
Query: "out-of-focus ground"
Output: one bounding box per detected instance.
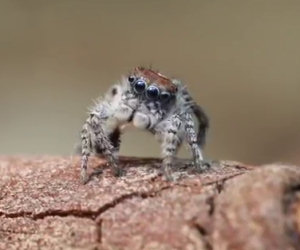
[0,0,300,165]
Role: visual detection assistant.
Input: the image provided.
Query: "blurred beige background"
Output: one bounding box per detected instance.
[1,0,300,165]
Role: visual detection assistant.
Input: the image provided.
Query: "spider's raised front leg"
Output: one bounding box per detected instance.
[184,112,209,172]
[81,112,120,184]
[156,114,183,181]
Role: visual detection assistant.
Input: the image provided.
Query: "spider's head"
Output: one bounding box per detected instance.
[128,67,177,103]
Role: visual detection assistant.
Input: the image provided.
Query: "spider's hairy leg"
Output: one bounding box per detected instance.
[184,112,209,172]
[81,122,91,184]
[81,112,120,184]
[157,114,183,181]
[178,87,209,146]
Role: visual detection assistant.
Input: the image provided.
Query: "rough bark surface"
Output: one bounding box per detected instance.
[0,156,299,250]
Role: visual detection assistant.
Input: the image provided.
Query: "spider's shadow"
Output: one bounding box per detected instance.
[88,157,216,182]
[89,157,162,180]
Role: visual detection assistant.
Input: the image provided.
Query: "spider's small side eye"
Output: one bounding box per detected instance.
[146,85,160,100]
[134,80,146,94]
[128,75,135,83]
[160,91,171,102]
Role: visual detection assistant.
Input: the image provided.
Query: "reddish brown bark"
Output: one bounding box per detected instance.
[0,156,299,250]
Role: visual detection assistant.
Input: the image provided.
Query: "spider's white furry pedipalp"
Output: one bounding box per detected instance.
[80,67,209,183]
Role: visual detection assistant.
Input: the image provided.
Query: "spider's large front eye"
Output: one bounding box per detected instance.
[134,80,146,94]
[160,91,171,102]
[146,85,160,100]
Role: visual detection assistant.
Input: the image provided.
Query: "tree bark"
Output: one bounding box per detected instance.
[0,156,299,250]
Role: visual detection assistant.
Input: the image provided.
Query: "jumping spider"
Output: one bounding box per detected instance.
[80,67,209,183]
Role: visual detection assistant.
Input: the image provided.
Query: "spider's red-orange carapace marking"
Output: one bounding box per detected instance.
[133,67,178,93]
